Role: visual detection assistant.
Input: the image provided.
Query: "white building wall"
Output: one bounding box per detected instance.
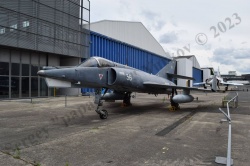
[202,69,211,82]
[87,20,171,59]
[189,56,201,68]
[177,59,193,87]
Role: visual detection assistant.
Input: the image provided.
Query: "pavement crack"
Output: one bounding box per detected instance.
[0,149,40,166]
[155,111,197,136]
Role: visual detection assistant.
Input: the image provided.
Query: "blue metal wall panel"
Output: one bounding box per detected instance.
[82,31,171,94]
[193,67,203,84]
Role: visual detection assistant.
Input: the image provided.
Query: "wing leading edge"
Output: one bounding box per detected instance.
[143,82,216,92]
[143,82,198,90]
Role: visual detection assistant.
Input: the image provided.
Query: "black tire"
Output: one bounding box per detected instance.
[99,109,108,119]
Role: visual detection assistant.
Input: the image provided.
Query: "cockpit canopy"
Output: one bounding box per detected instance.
[78,57,115,68]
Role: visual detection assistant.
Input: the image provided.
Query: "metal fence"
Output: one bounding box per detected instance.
[215,92,238,166]
[0,94,95,108]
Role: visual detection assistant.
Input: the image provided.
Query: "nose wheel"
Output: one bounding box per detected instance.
[99,109,108,119]
[95,102,109,119]
[95,88,109,119]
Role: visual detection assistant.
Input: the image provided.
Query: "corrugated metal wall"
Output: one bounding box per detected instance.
[193,67,203,84]
[82,31,171,93]
[202,68,211,82]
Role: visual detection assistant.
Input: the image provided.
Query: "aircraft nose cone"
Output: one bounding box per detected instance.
[37,70,45,76]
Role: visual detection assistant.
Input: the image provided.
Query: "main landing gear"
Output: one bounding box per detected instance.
[169,98,180,111]
[94,89,108,119]
[122,92,132,107]
[225,85,229,91]
[169,88,180,111]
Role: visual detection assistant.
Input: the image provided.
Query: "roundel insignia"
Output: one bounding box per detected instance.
[99,74,103,80]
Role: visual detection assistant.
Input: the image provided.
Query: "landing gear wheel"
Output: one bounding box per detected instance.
[170,93,180,111]
[168,106,175,111]
[122,92,132,107]
[225,87,228,91]
[99,109,108,119]
[168,105,180,111]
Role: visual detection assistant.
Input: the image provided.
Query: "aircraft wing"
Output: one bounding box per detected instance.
[221,82,243,86]
[143,82,199,90]
[193,82,206,86]
[143,82,216,92]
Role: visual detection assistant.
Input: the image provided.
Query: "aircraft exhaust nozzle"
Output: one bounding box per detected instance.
[172,94,194,103]
[211,75,217,92]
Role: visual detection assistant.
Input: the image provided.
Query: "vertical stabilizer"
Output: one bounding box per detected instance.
[212,75,217,92]
[156,60,176,79]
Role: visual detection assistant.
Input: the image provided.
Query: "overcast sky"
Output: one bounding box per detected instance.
[90,0,250,75]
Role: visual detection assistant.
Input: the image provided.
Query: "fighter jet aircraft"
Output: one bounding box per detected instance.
[194,69,243,91]
[38,57,216,119]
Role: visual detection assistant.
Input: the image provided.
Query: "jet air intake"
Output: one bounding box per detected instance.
[108,68,132,86]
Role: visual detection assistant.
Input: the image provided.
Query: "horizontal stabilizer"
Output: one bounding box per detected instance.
[167,73,195,80]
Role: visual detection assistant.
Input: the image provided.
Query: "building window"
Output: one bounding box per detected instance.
[0,76,9,98]
[10,24,17,31]
[0,28,5,34]
[0,62,9,75]
[23,21,30,27]
[11,77,20,98]
[11,63,20,76]
[21,77,29,97]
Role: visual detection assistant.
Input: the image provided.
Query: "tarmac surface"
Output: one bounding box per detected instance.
[0,87,250,166]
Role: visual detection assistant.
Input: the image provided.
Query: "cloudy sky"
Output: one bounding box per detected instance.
[90,0,250,75]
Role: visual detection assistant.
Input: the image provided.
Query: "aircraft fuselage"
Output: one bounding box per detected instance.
[38,66,175,94]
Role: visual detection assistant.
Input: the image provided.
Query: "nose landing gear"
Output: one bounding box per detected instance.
[94,89,109,119]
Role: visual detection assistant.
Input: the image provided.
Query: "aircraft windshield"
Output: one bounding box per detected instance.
[78,57,115,67]
[98,58,115,67]
[78,58,99,67]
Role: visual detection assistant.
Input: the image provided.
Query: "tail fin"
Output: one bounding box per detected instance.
[215,67,221,77]
[156,60,176,79]
[156,60,195,81]
[211,75,217,92]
